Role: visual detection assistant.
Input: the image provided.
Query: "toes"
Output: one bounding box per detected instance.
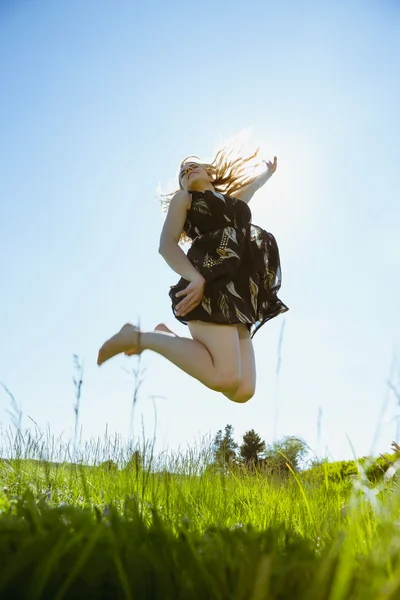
[97,348,107,365]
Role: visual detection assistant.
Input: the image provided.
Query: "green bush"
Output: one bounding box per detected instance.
[361,453,398,483]
[302,460,358,485]
[302,454,399,486]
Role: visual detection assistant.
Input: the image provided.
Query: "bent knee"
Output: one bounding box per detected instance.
[211,373,241,394]
[230,386,255,404]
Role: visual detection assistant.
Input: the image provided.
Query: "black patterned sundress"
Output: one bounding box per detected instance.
[169,189,288,338]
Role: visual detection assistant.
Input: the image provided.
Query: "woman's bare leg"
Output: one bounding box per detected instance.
[125,322,256,404]
[222,324,256,403]
[124,323,175,355]
[97,322,241,394]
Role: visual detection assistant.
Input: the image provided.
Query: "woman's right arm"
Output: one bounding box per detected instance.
[158,190,203,282]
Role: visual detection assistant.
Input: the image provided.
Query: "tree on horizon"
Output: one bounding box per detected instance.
[240,429,266,467]
[213,424,238,466]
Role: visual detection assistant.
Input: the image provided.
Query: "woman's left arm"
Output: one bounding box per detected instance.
[234,156,277,204]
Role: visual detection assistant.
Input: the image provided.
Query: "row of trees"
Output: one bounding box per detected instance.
[100,426,310,475]
[212,424,309,474]
[101,433,400,484]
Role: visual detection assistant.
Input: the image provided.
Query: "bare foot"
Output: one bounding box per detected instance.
[97,323,141,366]
[154,323,176,335]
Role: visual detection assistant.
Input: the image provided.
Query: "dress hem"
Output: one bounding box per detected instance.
[172,301,289,338]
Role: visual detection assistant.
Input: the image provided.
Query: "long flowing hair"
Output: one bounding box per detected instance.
[160,144,264,243]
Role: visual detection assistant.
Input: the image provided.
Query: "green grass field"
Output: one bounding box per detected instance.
[1,363,400,599]
[1,424,400,600]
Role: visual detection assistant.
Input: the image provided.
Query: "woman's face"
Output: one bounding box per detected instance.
[179,162,210,190]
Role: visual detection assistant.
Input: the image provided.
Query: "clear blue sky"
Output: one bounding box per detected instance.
[1,0,399,463]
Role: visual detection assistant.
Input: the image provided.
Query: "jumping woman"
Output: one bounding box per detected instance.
[97,146,288,403]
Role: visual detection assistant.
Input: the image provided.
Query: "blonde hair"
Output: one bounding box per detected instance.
[160,145,264,243]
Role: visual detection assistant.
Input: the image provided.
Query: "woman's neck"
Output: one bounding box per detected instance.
[188,181,215,193]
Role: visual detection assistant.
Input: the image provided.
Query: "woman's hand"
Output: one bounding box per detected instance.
[175,274,205,317]
[264,156,278,175]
